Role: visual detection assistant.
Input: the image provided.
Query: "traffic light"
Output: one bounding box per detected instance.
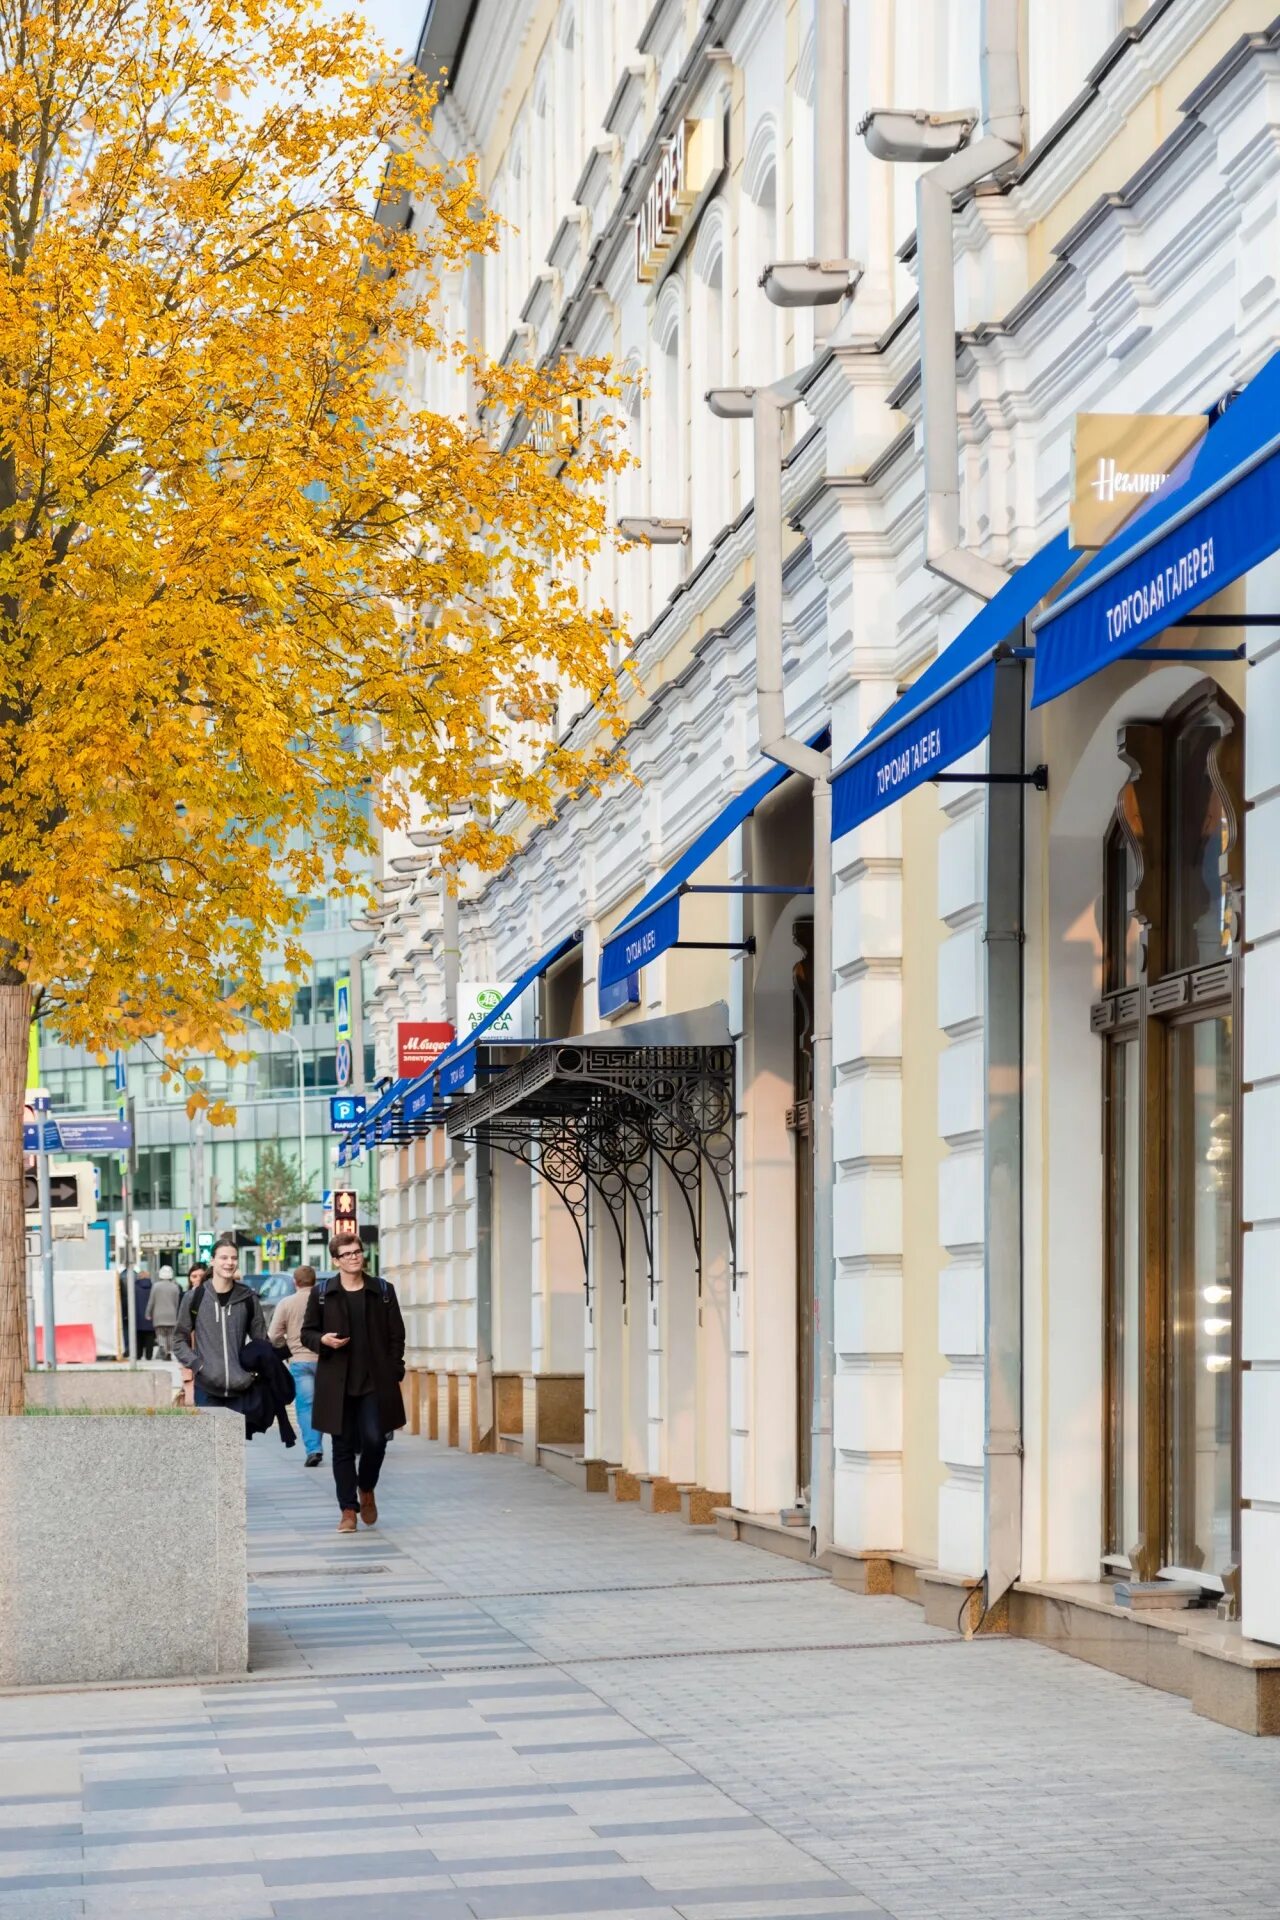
[24,1169,81,1216]
[333,1188,358,1229]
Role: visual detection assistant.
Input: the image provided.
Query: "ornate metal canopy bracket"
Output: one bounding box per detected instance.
[445,1044,737,1293]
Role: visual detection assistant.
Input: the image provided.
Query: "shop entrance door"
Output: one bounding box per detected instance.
[1165,1009,1236,1585]
[790,919,815,1506]
[1096,687,1243,1601]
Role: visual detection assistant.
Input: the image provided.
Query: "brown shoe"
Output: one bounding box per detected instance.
[337,1509,357,1533]
[359,1488,378,1527]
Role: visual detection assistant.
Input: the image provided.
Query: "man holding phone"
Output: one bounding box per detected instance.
[301,1233,406,1531]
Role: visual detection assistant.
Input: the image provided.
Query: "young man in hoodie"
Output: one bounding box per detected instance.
[172,1239,267,1411]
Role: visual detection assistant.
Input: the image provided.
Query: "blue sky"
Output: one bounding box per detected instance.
[362,0,426,63]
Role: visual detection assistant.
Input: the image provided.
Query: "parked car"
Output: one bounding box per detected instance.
[247,1271,294,1306]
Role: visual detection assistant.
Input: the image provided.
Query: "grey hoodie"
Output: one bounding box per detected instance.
[172,1281,266,1395]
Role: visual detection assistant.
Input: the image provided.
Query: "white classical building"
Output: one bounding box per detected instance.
[354,0,1280,1732]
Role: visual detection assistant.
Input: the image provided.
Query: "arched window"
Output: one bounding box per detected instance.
[742,116,783,387]
[649,280,687,605]
[615,354,649,631]
[557,6,579,215]
[692,209,729,546]
[1098,686,1244,1599]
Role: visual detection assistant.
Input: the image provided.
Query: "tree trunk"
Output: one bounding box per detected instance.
[0,978,31,1413]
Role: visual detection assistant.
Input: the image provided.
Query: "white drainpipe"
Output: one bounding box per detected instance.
[865,0,1025,605]
[861,0,1028,1617]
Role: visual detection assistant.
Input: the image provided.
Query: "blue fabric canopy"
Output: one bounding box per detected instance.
[1032,349,1280,705]
[599,730,828,989]
[425,930,583,1099]
[338,930,583,1159]
[831,531,1077,841]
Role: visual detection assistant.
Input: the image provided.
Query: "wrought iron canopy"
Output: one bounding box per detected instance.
[445,1044,736,1289]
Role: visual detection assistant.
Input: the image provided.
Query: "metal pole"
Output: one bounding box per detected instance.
[295,1034,307,1246]
[24,1239,37,1373]
[191,1106,205,1255]
[122,1167,137,1366]
[33,1096,55,1370]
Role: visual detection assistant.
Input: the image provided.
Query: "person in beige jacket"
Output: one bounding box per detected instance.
[268,1266,323,1465]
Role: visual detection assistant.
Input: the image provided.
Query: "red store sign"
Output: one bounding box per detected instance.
[397,1021,454,1078]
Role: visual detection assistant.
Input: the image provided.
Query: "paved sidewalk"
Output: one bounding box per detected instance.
[3,1438,1280,1919]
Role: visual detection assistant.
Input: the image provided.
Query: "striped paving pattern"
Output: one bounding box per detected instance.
[6,1437,1280,1918]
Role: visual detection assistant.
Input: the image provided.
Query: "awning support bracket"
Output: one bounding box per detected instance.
[933,766,1048,791]
[673,938,758,953]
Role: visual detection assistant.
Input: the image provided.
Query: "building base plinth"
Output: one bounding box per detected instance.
[678,1486,729,1526]
[520,1373,584,1467]
[608,1465,641,1502]
[1011,1581,1280,1732]
[638,1475,681,1514]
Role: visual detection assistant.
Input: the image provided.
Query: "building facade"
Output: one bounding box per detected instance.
[39,908,378,1281]
[358,0,1280,1729]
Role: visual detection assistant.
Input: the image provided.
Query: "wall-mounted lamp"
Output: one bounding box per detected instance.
[389,854,433,873]
[858,108,975,164]
[617,516,691,544]
[759,259,863,309]
[705,387,757,420]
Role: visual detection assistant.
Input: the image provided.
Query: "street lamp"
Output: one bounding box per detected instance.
[616,516,691,543]
[278,1029,309,1249]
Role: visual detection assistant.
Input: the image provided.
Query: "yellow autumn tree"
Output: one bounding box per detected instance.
[0,0,631,1408]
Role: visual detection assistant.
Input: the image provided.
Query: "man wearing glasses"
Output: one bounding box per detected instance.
[301,1233,407,1532]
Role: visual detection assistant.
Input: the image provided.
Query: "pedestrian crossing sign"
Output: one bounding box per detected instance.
[335,977,351,1042]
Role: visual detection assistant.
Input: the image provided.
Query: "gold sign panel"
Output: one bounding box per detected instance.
[1070,412,1208,550]
[635,119,721,285]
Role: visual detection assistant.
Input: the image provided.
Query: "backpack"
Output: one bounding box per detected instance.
[315,1272,390,1304]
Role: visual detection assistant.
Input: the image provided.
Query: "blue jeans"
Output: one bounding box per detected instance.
[289,1360,321,1456]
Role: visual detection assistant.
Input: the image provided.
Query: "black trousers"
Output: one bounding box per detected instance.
[331,1390,387,1511]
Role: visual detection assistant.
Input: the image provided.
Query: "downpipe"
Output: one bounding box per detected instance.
[862,0,1028,1612]
[751,384,834,1562]
[916,0,1025,604]
[982,659,1027,1618]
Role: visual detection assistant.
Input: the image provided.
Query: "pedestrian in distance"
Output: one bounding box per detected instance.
[172,1239,267,1412]
[269,1265,325,1466]
[134,1268,156,1360]
[176,1263,208,1406]
[148,1265,181,1361]
[301,1233,406,1532]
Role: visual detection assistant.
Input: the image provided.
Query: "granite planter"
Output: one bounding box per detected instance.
[0,1408,247,1687]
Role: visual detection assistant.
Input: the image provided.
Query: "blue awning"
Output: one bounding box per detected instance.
[831,532,1077,841]
[340,1075,413,1160]
[1032,350,1280,705]
[338,930,583,1160]
[425,929,583,1099]
[599,731,828,990]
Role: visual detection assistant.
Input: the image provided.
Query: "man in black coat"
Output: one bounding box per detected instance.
[301,1232,406,1532]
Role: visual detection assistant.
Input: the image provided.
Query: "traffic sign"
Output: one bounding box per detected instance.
[330,1094,366,1129]
[334,1040,352,1088]
[262,1234,284,1263]
[23,1114,131,1153]
[335,976,352,1042]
